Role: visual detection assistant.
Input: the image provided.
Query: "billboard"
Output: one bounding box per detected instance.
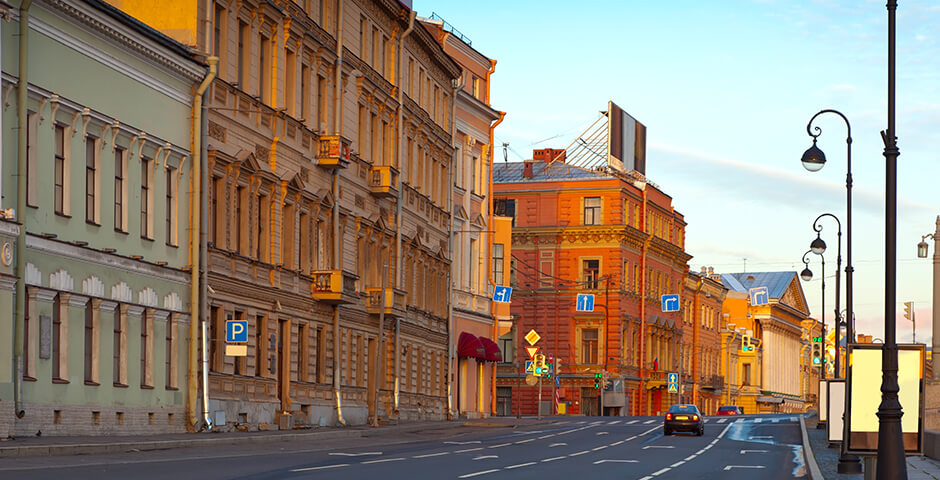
[607,101,647,175]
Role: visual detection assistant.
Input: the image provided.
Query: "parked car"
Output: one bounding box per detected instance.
[664,404,704,436]
[716,405,744,415]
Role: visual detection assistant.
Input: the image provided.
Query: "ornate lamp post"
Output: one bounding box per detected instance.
[800,249,827,382]
[802,118,860,472]
[808,214,843,377]
[917,216,939,381]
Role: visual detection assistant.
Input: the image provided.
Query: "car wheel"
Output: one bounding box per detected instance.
[697,427,704,436]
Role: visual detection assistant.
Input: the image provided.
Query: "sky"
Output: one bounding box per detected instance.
[417,0,940,345]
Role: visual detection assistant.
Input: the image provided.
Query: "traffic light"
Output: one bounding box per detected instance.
[534,354,545,376]
[594,372,602,389]
[812,342,822,365]
[741,335,755,353]
[903,301,913,320]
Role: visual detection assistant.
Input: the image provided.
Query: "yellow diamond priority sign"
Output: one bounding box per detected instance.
[524,329,541,346]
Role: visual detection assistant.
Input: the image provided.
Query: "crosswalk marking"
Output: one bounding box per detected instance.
[608,420,621,425]
[717,418,727,423]
[643,420,655,424]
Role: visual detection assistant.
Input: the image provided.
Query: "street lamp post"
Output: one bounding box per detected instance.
[808,213,844,377]
[877,2,907,476]
[917,216,939,381]
[802,115,860,472]
[800,249,826,382]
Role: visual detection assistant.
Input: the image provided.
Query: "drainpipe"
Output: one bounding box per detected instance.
[446,70,465,421]
[188,56,217,431]
[638,185,648,415]
[13,0,34,421]
[387,9,415,422]
[331,0,346,426]
[691,276,703,407]
[485,109,504,417]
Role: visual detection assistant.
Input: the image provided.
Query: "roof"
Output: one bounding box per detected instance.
[493,161,611,184]
[720,271,797,299]
[86,0,197,61]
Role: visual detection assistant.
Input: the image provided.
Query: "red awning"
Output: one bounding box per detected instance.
[457,332,486,359]
[479,337,502,363]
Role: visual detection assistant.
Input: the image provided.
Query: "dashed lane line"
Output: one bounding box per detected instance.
[504,462,536,469]
[592,446,608,451]
[361,458,405,464]
[458,469,500,478]
[611,440,624,446]
[717,418,728,423]
[643,420,656,424]
[541,456,566,462]
[684,455,697,461]
[456,448,483,453]
[515,438,535,444]
[651,467,671,476]
[671,461,686,467]
[626,420,639,424]
[413,452,449,458]
[487,443,511,449]
[549,443,568,447]
[569,450,590,456]
[290,464,349,472]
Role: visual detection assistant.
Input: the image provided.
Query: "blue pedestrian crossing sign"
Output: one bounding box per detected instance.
[749,286,769,306]
[667,372,679,393]
[661,294,679,312]
[493,286,513,303]
[525,360,535,374]
[576,294,595,312]
[226,320,248,343]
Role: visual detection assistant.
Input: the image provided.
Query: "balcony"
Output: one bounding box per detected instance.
[702,374,725,391]
[369,165,399,198]
[364,287,408,318]
[310,270,359,304]
[316,135,351,169]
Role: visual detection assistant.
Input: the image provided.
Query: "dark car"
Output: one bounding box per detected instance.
[716,405,744,416]
[664,404,704,436]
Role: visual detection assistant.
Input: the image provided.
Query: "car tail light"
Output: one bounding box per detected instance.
[665,413,672,420]
[692,414,699,421]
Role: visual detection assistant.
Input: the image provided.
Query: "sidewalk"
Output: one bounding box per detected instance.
[0,416,553,459]
[803,415,940,480]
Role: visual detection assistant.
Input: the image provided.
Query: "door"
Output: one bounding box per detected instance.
[278,318,291,412]
[581,388,599,416]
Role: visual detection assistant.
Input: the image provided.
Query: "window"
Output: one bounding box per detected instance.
[472,75,481,99]
[84,301,97,384]
[52,294,64,380]
[492,243,504,285]
[743,363,752,386]
[210,176,222,246]
[213,4,225,59]
[300,64,310,121]
[26,111,38,207]
[259,33,270,101]
[285,49,297,115]
[237,20,248,87]
[140,312,151,387]
[494,198,516,226]
[583,259,599,289]
[258,191,270,262]
[298,323,310,381]
[85,136,98,224]
[469,238,478,290]
[113,306,126,386]
[165,314,176,388]
[622,260,630,291]
[582,328,598,364]
[317,75,327,130]
[165,167,177,246]
[584,197,601,225]
[140,157,153,238]
[54,124,67,215]
[235,185,246,254]
[255,314,268,376]
[114,147,126,231]
[281,202,295,267]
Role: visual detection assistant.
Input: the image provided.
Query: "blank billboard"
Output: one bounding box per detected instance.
[607,101,647,175]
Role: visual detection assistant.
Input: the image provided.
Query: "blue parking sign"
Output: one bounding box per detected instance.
[226,320,248,343]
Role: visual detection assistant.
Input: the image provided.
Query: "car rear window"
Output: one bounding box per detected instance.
[668,405,696,413]
[718,406,736,411]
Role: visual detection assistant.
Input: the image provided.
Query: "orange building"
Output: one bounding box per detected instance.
[493,145,691,416]
[681,269,728,416]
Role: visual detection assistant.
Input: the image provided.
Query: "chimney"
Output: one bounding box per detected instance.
[522,161,534,179]
[532,148,566,163]
[700,266,707,275]
[707,266,714,276]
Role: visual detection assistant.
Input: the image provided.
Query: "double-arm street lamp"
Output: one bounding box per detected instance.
[800,249,827,382]
[802,116,861,473]
[917,216,939,381]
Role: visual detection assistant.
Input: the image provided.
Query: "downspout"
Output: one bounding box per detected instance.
[394,9,416,418]
[486,109,505,417]
[189,56,217,431]
[691,276,703,407]
[638,185,648,415]
[331,0,346,426]
[13,0,35,421]
[446,71,465,421]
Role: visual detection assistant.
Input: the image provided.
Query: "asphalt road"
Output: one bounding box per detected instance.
[0,414,808,479]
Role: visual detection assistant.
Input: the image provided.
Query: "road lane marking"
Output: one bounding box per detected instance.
[717,418,727,423]
[671,461,686,467]
[741,449,769,454]
[329,452,382,457]
[413,452,449,458]
[643,445,674,449]
[643,420,656,424]
[592,445,608,451]
[473,455,499,460]
[456,447,483,453]
[626,420,639,424]
[626,436,637,441]
[549,443,568,447]
[361,458,405,464]
[651,467,671,476]
[749,436,773,440]
[505,462,536,469]
[538,434,555,439]
[488,443,511,449]
[458,469,500,478]
[771,418,779,423]
[718,424,732,438]
[446,441,482,445]
[594,459,638,464]
[541,456,566,462]
[608,420,621,425]
[596,431,609,435]
[697,449,707,455]
[570,450,590,456]
[754,418,763,423]
[684,455,697,461]
[611,440,624,446]
[724,465,767,470]
[290,464,349,472]
[515,438,534,444]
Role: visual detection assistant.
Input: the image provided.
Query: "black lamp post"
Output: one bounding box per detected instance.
[800,249,826,383]
[802,117,860,472]
[877,1,907,477]
[809,214,842,377]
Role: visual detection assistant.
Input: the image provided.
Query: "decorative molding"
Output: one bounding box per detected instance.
[0,276,16,291]
[99,300,118,312]
[111,282,133,303]
[34,288,58,303]
[68,294,89,308]
[49,269,74,292]
[154,310,170,322]
[163,292,183,312]
[26,263,42,286]
[139,287,158,307]
[82,275,105,297]
[127,305,145,317]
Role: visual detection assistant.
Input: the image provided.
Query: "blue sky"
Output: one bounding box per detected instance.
[418,1,940,344]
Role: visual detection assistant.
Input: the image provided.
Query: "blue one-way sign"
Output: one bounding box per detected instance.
[493,286,513,303]
[661,294,679,312]
[576,294,595,312]
[226,320,248,343]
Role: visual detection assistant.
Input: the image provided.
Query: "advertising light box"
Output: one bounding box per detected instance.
[845,344,924,456]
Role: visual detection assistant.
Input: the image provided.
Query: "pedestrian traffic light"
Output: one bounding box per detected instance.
[594,372,602,389]
[903,301,913,320]
[812,342,822,365]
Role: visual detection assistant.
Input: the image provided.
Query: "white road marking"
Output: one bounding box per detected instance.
[611,440,624,446]
[290,464,349,472]
[626,436,637,441]
[578,421,587,424]
[651,467,672,476]
[361,458,405,464]
[445,441,482,445]
[592,446,608,451]
[696,449,707,455]
[594,459,638,464]
[541,456,566,462]
[505,462,536,469]
[413,451,449,458]
[671,460,686,467]
[596,431,609,435]
[717,418,728,423]
[643,420,656,424]
[741,449,769,454]
[724,465,767,470]
[473,455,498,460]
[458,469,500,478]
[549,443,568,447]
[538,434,555,439]
[718,424,732,439]
[684,455,697,461]
[772,418,780,423]
[639,477,654,480]
[570,450,590,456]
[643,445,674,449]
[456,448,484,453]
[749,436,773,440]
[704,419,710,423]
[608,420,621,425]
[488,443,511,449]
[754,418,763,423]
[627,420,639,424]
[515,438,534,444]
[329,452,382,457]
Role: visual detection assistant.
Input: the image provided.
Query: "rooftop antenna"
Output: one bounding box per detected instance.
[743,258,747,273]
[502,142,508,162]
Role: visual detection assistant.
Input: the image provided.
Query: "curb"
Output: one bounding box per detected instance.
[800,415,824,480]
[0,421,459,459]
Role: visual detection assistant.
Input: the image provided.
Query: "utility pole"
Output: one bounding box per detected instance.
[537,374,543,420]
